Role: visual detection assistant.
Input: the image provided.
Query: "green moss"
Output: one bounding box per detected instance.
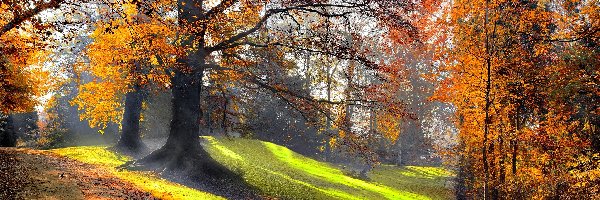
[49,137,453,200]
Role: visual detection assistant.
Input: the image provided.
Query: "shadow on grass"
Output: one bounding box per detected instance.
[122,138,265,199]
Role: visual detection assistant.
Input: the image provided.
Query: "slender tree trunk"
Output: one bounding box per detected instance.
[498,133,506,198]
[221,91,228,134]
[512,107,519,175]
[489,140,498,200]
[483,0,492,197]
[114,84,147,155]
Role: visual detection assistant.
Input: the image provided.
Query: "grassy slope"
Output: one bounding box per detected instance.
[49,137,453,200]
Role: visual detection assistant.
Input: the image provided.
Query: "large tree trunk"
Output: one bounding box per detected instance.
[134,70,201,168]
[113,84,147,155]
[131,0,208,172]
[131,69,235,178]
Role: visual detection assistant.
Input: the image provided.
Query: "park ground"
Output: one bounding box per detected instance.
[0,136,453,200]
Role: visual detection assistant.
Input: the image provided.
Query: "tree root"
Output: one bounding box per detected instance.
[111,140,149,158]
[120,144,262,199]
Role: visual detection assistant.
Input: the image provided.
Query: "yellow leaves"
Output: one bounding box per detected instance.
[122,3,138,19]
[149,56,159,65]
[329,138,337,148]
[72,81,124,129]
[74,5,179,130]
[0,28,54,114]
[375,112,401,142]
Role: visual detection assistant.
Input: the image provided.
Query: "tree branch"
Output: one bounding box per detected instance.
[206,3,366,52]
[0,0,64,36]
[205,0,238,21]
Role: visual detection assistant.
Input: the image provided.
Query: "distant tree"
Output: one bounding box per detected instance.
[0,0,65,147]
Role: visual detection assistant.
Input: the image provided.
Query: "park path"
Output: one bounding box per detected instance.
[0,147,156,200]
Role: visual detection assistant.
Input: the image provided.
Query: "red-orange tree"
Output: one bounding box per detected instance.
[435,0,600,198]
[72,1,176,154]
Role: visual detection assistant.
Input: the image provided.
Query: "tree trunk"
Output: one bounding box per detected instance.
[131,67,235,176]
[483,0,492,197]
[512,106,520,176]
[0,115,16,147]
[133,70,202,167]
[131,0,207,173]
[113,84,147,155]
[125,1,258,197]
[130,69,257,199]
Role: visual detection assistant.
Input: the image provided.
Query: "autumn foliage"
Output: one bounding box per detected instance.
[1,0,599,198]
[434,0,600,198]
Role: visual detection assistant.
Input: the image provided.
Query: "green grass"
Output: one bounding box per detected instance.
[49,137,453,200]
[49,146,224,200]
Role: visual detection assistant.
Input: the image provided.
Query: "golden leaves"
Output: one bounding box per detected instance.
[72,81,124,130]
[74,2,177,129]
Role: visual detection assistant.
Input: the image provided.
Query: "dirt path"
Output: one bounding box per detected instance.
[0,148,156,200]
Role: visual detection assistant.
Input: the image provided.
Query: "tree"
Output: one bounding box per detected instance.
[0,0,65,146]
[435,0,600,198]
[72,1,175,154]
[110,0,434,178]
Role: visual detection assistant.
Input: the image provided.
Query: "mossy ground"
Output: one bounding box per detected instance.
[49,137,453,200]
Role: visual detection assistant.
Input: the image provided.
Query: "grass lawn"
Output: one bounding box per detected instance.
[49,136,453,200]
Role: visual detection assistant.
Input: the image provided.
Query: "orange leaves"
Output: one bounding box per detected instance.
[205,0,264,48]
[74,2,178,130]
[0,16,54,114]
[433,0,600,198]
[72,81,124,130]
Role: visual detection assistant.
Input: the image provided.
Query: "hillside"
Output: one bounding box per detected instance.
[48,136,453,200]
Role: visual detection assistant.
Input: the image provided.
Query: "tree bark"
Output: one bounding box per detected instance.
[133,69,204,168]
[131,63,236,177]
[113,84,147,155]
[130,66,258,199]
